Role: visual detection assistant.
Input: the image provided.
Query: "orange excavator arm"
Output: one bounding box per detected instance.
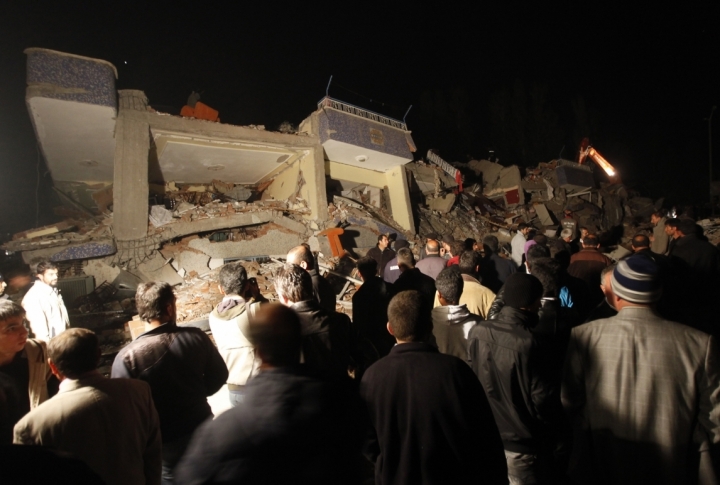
[577,137,620,183]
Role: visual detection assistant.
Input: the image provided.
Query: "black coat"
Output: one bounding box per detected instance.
[291,300,366,379]
[308,268,336,313]
[361,342,506,485]
[467,307,565,453]
[352,276,395,358]
[174,366,364,485]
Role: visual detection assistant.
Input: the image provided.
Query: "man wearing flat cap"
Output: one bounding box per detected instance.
[562,255,720,485]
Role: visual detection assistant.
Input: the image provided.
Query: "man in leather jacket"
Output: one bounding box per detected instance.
[468,273,566,484]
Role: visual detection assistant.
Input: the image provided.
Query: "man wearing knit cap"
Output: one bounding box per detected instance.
[562,255,720,485]
[468,273,565,484]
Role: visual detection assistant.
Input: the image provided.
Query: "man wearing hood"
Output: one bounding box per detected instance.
[431,268,482,361]
[467,272,564,485]
[209,262,266,407]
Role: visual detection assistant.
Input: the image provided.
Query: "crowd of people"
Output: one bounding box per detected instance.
[1,210,720,484]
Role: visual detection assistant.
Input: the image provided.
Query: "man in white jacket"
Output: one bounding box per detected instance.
[22,261,68,342]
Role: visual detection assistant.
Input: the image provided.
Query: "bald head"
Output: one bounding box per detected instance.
[426,240,439,255]
[287,245,315,271]
[247,303,302,369]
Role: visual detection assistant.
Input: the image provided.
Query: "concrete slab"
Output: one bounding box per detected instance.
[274,216,307,235]
[176,251,211,276]
[136,252,184,285]
[428,193,456,213]
[188,229,303,259]
[83,260,121,286]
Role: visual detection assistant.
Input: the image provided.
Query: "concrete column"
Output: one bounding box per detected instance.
[385,165,415,232]
[300,146,329,222]
[113,90,150,240]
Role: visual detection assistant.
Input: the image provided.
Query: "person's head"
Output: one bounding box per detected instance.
[388,233,397,246]
[396,248,415,271]
[610,256,661,309]
[458,250,480,277]
[35,261,59,287]
[482,235,499,254]
[502,273,544,312]
[441,234,455,252]
[47,328,99,380]
[651,211,664,225]
[377,234,389,250]
[600,263,616,303]
[676,219,697,237]
[0,273,5,295]
[564,209,573,218]
[0,301,28,359]
[274,263,314,305]
[450,241,465,259]
[394,239,410,252]
[517,223,531,236]
[580,234,600,248]
[136,281,176,324]
[464,238,476,252]
[387,290,430,342]
[435,268,464,306]
[560,228,573,242]
[631,234,651,252]
[286,245,315,271]
[580,227,589,239]
[533,234,548,247]
[247,303,302,369]
[218,261,248,296]
[529,257,560,297]
[356,256,378,281]
[526,243,551,268]
[425,239,440,255]
[664,218,679,237]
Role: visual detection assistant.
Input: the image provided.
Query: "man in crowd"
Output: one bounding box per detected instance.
[431,268,482,361]
[382,239,410,284]
[175,303,363,485]
[275,263,364,379]
[468,272,565,484]
[480,234,516,293]
[15,328,162,485]
[416,238,446,280]
[21,261,69,342]
[393,248,436,313]
[511,223,532,268]
[562,256,720,484]
[367,234,395,277]
[354,256,394,358]
[0,273,8,301]
[455,250,495,319]
[112,281,228,483]
[553,228,575,260]
[208,262,264,407]
[560,209,578,240]
[664,218,680,255]
[361,290,506,485]
[650,211,669,255]
[287,245,336,313]
[567,234,611,306]
[0,301,54,444]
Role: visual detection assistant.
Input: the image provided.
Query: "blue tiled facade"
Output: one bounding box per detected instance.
[317,108,413,160]
[26,49,117,109]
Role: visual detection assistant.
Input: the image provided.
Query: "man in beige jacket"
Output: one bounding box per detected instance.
[14,328,161,485]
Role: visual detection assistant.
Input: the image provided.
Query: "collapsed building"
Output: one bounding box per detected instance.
[5,48,697,368]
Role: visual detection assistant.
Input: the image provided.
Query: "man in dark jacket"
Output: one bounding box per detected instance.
[480,235,517,293]
[361,290,506,485]
[366,234,395,277]
[392,248,436,319]
[431,268,482,361]
[567,234,611,307]
[468,273,565,484]
[287,245,336,313]
[667,219,720,332]
[275,263,365,379]
[354,257,395,358]
[175,303,364,485]
[112,281,228,484]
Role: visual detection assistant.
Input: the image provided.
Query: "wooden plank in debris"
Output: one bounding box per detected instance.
[13,221,76,241]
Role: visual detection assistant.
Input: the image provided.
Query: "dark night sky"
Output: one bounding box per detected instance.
[1,2,718,236]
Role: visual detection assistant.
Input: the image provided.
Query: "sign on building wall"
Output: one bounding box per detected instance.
[370,129,384,146]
